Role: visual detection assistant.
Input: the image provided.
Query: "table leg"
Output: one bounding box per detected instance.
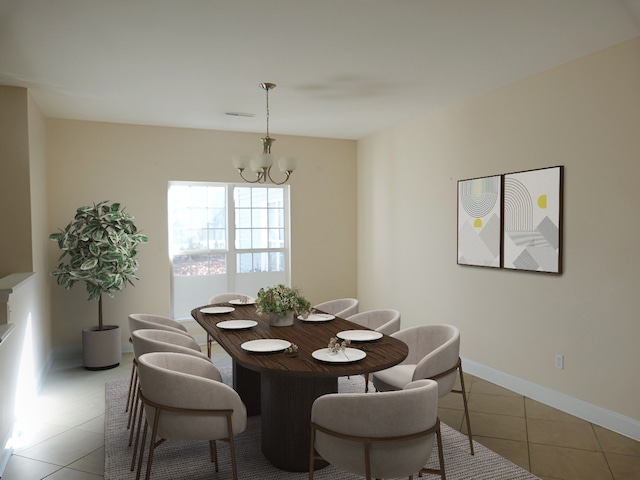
[232,360,261,416]
[260,373,336,472]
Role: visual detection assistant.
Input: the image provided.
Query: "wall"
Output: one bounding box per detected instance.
[357,38,640,430]
[0,87,32,277]
[0,87,51,474]
[46,120,357,355]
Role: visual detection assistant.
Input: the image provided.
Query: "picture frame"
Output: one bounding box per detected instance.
[457,174,502,268]
[502,166,563,273]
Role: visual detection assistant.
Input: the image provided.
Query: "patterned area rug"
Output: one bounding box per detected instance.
[105,370,541,480]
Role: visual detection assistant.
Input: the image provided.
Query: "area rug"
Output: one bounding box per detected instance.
[105,370,540,480]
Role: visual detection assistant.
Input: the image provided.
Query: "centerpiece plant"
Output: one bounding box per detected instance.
[255,284,311,326]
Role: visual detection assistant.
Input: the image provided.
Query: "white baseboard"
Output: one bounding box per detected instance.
[462,358,640,442]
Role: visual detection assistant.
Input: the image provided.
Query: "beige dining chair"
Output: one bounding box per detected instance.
[135,351,247,480]
[126,314,195,430]
[128,328,211,456]
[206,293,255,356]
[372,324,474,455]
[310,379,445,480]
[313,298,359,319]
[346,309,401,391]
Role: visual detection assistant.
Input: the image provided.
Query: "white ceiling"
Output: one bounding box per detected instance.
[1,0,639,140]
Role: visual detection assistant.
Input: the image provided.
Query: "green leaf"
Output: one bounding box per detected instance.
[80,258,98,270]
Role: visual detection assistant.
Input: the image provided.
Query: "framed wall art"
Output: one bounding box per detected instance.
[502,166,563,273]
[457,175,502,268]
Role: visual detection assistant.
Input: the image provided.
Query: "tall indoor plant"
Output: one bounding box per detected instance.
[50,201,148,369]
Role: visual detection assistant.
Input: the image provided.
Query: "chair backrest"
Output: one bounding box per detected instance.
[128,313,190,336]
[208,293,255,304]
[137,351,247,440]
[392,324,460,397]
[313,298,359,318]
[131,328,211,364]
[346,309,400,335]
[311,379,439,479]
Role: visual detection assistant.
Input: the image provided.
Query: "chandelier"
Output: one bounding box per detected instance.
[232,83,297,184]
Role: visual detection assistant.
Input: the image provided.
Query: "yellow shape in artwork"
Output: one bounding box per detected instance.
[474,218,483,228]
[538,194,547,209]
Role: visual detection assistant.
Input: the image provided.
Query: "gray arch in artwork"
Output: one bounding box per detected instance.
[504,177,533,231]
[460,177,500,218]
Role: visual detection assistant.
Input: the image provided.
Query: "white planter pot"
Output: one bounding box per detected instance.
[269,312,294,327]
[82,325,121,370]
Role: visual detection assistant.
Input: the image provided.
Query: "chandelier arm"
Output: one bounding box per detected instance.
[266,167,292,185]
[237,169,266,184]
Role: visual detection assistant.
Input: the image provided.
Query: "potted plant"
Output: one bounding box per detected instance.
[255,284,311,327]
[50,200,148,370]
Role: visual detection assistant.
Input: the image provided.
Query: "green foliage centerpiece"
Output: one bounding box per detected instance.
[255,284,311,327]
[50,201,149,331]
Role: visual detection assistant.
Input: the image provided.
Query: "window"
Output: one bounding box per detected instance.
[168,182,290,319]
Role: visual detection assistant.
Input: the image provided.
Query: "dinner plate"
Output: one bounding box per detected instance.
[201,306,235,314]
[297,313,335,322]
[337,330,383,342]
[312,347,366,363]
[216,320,258,330]
[228,297,256,305]
[241,339,291,353]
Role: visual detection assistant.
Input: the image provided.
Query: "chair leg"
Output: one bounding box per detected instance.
[209,440,219,472]
[207,334,212,357]
[364,373,370,393]
[128,385,140,446]
[419,422,446,480]
[457,361,474,455]
[131,397,145,471]
[225,414,238,480]
[125,366,138,430]
[125,360,136,414]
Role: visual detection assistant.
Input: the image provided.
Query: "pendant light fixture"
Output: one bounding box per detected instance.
[232,83,297,184]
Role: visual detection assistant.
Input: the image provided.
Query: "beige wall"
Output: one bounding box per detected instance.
[46,120,357,354]
[0,87,32,277]
[357,38,640,423]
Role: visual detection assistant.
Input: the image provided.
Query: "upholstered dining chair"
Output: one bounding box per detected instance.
[372,324,474,455]
[313,298,359,319]
[135,351,247,480]
[126,314,195,430]
[310,379,445,480]
[128,328,211,454]
[207,292,255,304]
[206,293,255,356]
[346,309,401,392]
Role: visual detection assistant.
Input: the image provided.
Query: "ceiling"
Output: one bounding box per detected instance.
[1,0,639,140]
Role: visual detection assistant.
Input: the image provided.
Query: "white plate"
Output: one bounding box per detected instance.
[216,320,258,330]
[312,347,367,363]
[337,330,383,342]
[201,306,235,314]
[298,313,335,322]
[228,297,256,305]
[241,339,291,353]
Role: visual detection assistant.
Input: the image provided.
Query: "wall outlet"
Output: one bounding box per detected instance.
[555,354,564,370]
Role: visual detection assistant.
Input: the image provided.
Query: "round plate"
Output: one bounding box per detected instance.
[337,330,383,342]
[298,313,335,322]
[241,339,291,353]
[229,297,256,305]
[312,347,367,363]
[216,320,258,330]
[201,306,235,314]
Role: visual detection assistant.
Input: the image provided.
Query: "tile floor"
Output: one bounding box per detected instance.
[2,329,639,480]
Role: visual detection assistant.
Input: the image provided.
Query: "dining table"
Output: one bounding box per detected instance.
[191,302,408,472]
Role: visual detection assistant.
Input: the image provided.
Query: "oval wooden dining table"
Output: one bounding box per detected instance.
[191,303,408,472]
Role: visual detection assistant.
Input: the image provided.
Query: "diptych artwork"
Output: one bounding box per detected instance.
[457,166,563,274]
[457,175,502,268]
[503,167,563,273]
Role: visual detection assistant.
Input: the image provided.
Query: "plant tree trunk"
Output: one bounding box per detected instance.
[98,294,103,331]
